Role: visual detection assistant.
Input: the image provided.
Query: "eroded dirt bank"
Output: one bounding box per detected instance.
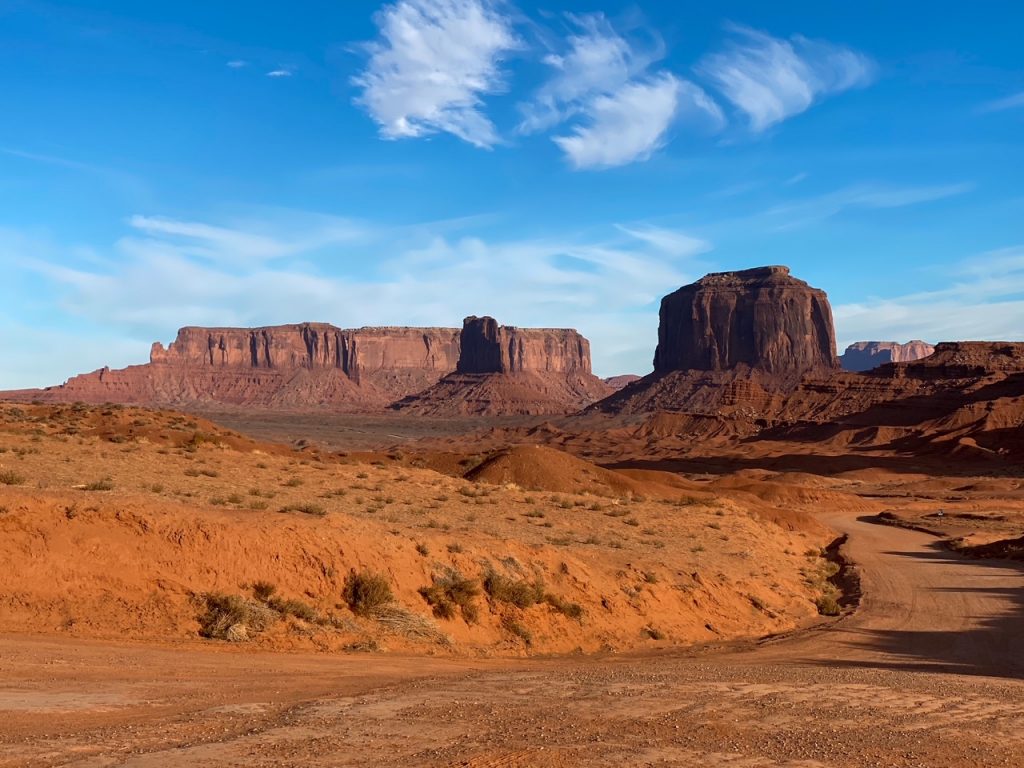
[3,511,1023,767]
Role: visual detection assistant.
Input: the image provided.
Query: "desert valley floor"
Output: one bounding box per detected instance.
[1,403,1023,767]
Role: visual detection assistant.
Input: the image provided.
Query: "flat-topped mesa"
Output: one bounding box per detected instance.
[875,341,1024,379]
[653,266,838,378]
[149,324,460,384]
[456,316,592,375]
[10,323,462,410]
[839,340,935,372]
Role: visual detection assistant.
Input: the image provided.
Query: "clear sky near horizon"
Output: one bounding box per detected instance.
[1,0,1022,388]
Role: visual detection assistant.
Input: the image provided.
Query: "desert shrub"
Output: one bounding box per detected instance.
[226,493,243,505]
[483,571,545,609]
[283,477,303,487]
[251,581,277,601]
[278,503,327,517]
[418,570,481,623]
[0,469,25,486]
[342,570,394,616]
[197,593,275,640]
[83,478,114,491]
[415,542,429,556]
[446,542,463,554]
[524,509,545,518]
[543,593,584,621]
[816,595,841,616]
[642,626,665,640]
[501,616,533,646]
[268,596,318,622]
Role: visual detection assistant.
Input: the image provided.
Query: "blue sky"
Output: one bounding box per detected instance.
[1,0,1022,387]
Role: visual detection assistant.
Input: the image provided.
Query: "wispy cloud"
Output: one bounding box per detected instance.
[226,60,247,69]
[978,91,1024,113]
[521,13,721,169]
[123,213,365,266]
[10,211,707,383]
[553,74,720,170]
[615,224,711,258]
[834,246,1024,347]
[697,25,875,132]
[266,67,294,78]
[518,13,661,134]
[763,182,973,230]
[353,0,519,148]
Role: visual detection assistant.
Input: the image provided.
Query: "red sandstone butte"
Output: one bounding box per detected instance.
[395,316,611,415]
[839,340,936,372]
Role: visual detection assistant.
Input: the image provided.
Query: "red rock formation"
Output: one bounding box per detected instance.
[598,266,839,415]
[457,316,593,374]
[7,324,460,411]
[396,317,610,415]
[839,341,935,372]
[654,266,838,378]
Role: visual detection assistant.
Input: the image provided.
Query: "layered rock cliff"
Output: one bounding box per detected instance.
[597,266,839,414]
[8,324,460,411]
[839,340,935,372]
[396,316,610,415]
[457,316,593,374]
[654,266,838,378]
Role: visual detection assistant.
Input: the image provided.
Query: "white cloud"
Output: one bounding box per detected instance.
[226,60,247,69]
[834,246,1024,347]
[521,13,722,169]
[697,25,875,132]
[266,68,294,78]
[518,13,658,134]
[979,91,1024,113]
[553,74,720,170]
[353,0,519,148]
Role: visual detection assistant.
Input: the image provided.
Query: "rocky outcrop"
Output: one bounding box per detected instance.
[597,266,839,415]
[654,266,838,379]
[457,316,593,374]
[839,341,935,372]
[396,317,610,415]
[8,324,460,411]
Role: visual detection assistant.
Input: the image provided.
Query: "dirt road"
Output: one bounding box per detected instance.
[3,514,1024,767]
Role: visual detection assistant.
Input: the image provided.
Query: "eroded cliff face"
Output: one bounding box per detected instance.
[150,324,459,382]
[456,316,592,375]
[397,316,608,415]
[13,324,461,410]
[653,266,838,378]
[839,341,935,372]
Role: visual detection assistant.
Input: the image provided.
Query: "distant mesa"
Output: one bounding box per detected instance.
[603,374,641,391]
[4,323,461,411]
[394,316,611,416]
[839,340,935,372]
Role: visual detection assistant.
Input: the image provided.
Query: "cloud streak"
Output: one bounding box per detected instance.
[353,0,519,148]
[697,25,875,131]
